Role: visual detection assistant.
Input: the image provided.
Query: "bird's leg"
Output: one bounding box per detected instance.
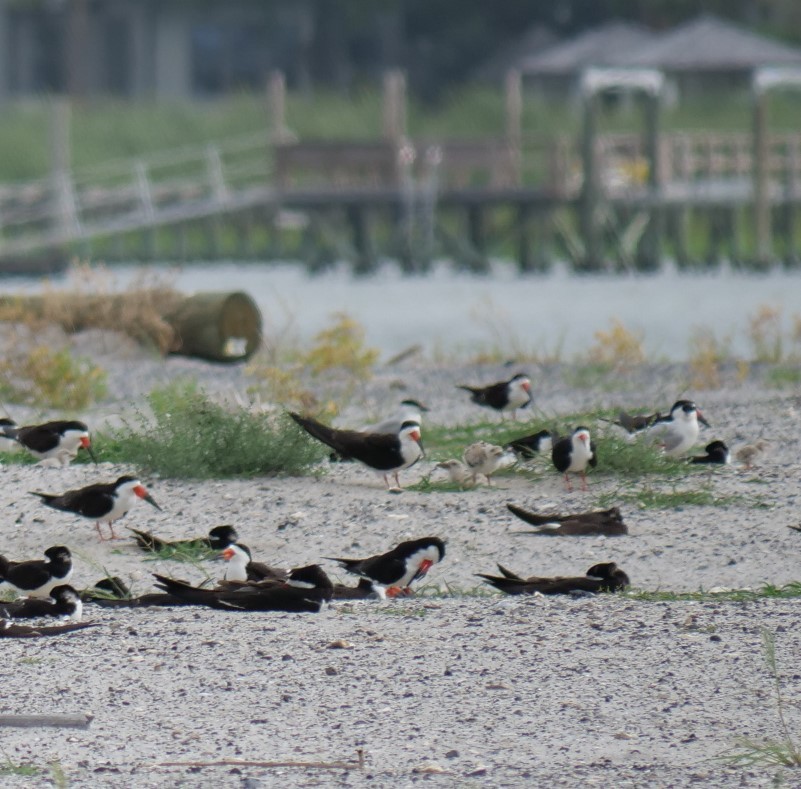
[386,586,401,598]
[563,473,573,492]
[108,520,124,540]
[393,471,402,489]
[580,471,589,491]
[95,522,109,541]
[383,474,391,489]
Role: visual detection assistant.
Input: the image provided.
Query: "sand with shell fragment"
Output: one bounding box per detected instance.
[1,330,800,787]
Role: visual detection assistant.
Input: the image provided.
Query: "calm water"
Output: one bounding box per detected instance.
[6,261,801,361]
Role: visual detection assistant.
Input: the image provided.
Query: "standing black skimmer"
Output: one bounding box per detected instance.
[690,440,731,465]
[506,503,628,536]
[643,400,709,457]
[326,536,445,597]
[128,524,237,554]
[462,441,506,485]
[551,427,596,491]
[504,429,554,460]
[30,476,161,540]
[363,399,429,434]
[0,585,82,621]
[0,546,73,598]
[478,562,629,595]
[2,419,97,466]
[456,373,532,419]
[289,412,424,489]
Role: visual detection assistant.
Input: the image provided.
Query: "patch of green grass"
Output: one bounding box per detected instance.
[722,629,801,768]
[98,380,325,479]
[596,482,764,510]
[0,755,38,778]
[142,542,220,564]
[765,365,801,389]
[50,762,68,789]
[593,431,684,478]
[628,583,801,603]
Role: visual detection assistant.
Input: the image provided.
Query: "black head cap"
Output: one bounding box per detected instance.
[209,525,239,549]
[45,546,71,562]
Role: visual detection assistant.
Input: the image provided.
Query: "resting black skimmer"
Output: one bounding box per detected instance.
[600,410,662,435]
[551,427,596,491]
[0,546,73,598]
[0,619,96,638]
[0,585,82,621]
[363,399,429,434]
[506,503,628,536]
[152,564,333,613]
[289,412,424,489]
[456,373,532,419]
[326,536,445,597]
[31,475,161,540]
[690,440,731,465]
[643,400,709,457]
[504,429,554,460]
[478,562,629,595]
[462,441,506,485]
[2,419,97,466]
[220,543,287,584]
[128,524,238,554]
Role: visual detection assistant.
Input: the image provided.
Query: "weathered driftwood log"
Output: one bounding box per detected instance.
[164,291,262,362]
[0,290,262,363]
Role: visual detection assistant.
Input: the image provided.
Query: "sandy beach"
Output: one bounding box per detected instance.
[1,334,800,787]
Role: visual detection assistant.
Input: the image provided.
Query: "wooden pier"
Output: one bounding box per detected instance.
[1,69,801,274]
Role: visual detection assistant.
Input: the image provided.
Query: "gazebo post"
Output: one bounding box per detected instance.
[751,68,801,268]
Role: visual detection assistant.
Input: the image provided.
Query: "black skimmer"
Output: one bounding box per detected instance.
[456,373,532,419]
[0,585,82,621]
[600,410,662,435]
[331,577,382,600]
[289,412,424,489]
[128,524,237,554]
[30,475,161,540]
[0,619,96,638]
[551,427,596,491]
[2,419,97,466]
[152,564,333,613]
[735,439,769,469]
[478,562,629,595]
[643,400,709,457]
[506,503,628,536]
[434,459,475,488]
[0,417,18,452]
[326,536,445,597]
[219,543,287,584]
[504,429,554,460]
[363,399,429,434]
[0,546,73,598]
[690,440,731,465]
[462,441,507,485]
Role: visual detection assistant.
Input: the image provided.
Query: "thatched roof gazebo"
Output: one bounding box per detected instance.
[617,15,801,94]
[518,21,657,97]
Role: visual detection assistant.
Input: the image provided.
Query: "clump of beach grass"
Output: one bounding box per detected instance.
[99,380,324,479]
